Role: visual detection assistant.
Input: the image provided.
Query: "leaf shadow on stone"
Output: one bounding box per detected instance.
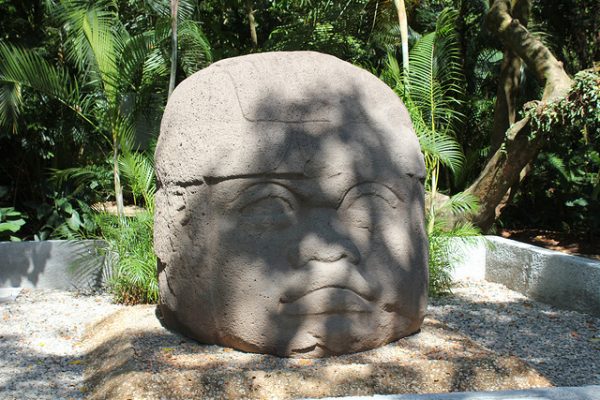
[162,82,428,358]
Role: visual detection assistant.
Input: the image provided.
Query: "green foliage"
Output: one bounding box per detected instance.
[504,70,600,234]
[177,20,213,76]
[263,0,373,64]
[531,1,599,74]
[21,162,112,241]
[60,146,158,304]
[95,145,157,304]
[381,8,465,187]
[0,207,26,241]
[94,210,157,304]
[427,190,480,296]
[407,8,464,133]
[119,150,156,211]
[32,192,96,240]
[381,7,479,295]
[0,178,27,242]
[428,221,480,296]
[0,0,212,223]
[527,71,599,139]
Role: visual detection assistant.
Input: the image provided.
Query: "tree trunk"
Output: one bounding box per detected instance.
[113,133,125,218]
[168,0,179,98]
[464,0,572,231]
[490,0,529,153]
[393,0,409,77]
[246,0,258,49]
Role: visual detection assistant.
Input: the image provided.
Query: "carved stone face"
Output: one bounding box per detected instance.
[155,52,428,357]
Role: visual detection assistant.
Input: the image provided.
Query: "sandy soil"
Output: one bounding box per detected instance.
[82,306,551,400]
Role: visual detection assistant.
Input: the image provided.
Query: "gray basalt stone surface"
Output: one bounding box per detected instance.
[154,51,428,357]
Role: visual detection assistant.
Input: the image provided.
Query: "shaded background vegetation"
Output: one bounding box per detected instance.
[0,0,598,301]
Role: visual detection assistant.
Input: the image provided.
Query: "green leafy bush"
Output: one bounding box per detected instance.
[0,207,26,241]
[62,141,158,304]
[32,192,97,240]
[95,211,158,304]
[503,70,600,234]
[94,144,157,304]
[427,193,480,295]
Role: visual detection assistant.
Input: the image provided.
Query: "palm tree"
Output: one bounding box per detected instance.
[0,0,211,217]
[381,8,473,227]
[1,1,154,217]
[381,8,480,294]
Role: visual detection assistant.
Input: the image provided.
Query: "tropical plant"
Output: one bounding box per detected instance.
[381,7,480,294]
[262,0,373,64]
[32,191,97,240]
[0,0,211,219]
[95,209,157,304]
[502,70,600,235]
[381,8,472,220]
[0,1,149,217]
[85,141,157,304]
[144,0,213,94]
[426,194,480,295]
[0,207,26,241]
[0,185,27,241]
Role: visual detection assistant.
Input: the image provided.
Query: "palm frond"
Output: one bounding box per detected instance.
[50,0,122,106]
[0,82,21,132]
[119,125,156,211]
[437,191,479,217]
[50,163,113,197]
[417,126,464,173]
[407,8,464,131]
[119,150,156,211]
[544,153,570,181]
[380,52,405,94]
[0,43,84,126]
[146,0,196,22]
[118,30,158,90]
[473,48,502,92]
[178,20,213,76]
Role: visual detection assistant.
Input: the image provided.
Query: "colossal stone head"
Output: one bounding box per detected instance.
[154,51,428,358]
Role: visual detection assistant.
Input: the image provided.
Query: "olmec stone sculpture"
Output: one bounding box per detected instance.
[154,51,428,358]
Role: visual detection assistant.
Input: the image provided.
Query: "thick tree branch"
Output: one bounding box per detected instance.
[490,0,529,154]
[464,0,573,230]
[485,0,571,100]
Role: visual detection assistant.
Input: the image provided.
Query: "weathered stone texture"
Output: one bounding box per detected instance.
[155,51,428,357]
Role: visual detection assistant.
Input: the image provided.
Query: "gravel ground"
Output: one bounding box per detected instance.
[0,280,599,399]
[0,289,123,399]
[428,280,600,387]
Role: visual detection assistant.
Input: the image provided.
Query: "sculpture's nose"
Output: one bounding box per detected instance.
[289,210,361,268]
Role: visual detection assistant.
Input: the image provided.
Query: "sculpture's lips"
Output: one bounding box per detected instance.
[279,286,373,315]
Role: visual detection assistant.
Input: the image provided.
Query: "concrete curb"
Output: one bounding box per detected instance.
[450,236,600,316]
[314,385,600,399]
[0,240,108,292]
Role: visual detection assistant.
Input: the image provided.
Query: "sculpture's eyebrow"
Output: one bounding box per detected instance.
[204,172,308,185]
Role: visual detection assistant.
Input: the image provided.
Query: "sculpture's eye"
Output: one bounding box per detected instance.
[235,183,297,229]
[241,195,294,216]
[339,183,400,230]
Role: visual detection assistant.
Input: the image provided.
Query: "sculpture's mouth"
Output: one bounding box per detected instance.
[279,286,373,315]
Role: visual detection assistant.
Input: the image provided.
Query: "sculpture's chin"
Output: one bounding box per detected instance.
[211,310,423,358]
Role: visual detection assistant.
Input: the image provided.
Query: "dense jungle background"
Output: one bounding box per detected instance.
[0,0,598,301]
